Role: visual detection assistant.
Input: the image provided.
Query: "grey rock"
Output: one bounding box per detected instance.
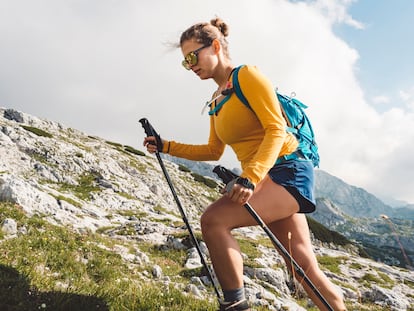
[1,218,17,236]
[3,109,24,123]
[152,264,163,279]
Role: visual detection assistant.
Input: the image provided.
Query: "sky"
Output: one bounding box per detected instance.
[1,0,413,205]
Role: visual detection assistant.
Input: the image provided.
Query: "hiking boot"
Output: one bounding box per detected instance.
[218,299,250,311]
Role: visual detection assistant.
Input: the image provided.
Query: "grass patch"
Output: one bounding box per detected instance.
[307,216,351,246]
[377,271,394,286]
[117,191,137,200]
[178,164,191,173]
[21,125,53,138]
[404,278,414,289]
[153,204,169,214]
[115,223,138,236]
[0,202,220,310]
[234,236,262,268]
[124,145,146,157]
[51,194,82,208]
[57,172,101,201]
[105,140,123,148]
[190,173,218,189]
[117,209,148,219]
[349,262,363,270]
[361,270,395,289]
[316,255,347,274]
[0,200,407,310]
[138,243,187,276]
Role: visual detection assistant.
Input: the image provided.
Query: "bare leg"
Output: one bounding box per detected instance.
[269,214,347,311]
[201,176,299,291]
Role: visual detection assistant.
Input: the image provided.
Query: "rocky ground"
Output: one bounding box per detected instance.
[1,108,414,310]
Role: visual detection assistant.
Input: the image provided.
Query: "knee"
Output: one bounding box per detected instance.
[200,208,228,241]
[200,209,216,237]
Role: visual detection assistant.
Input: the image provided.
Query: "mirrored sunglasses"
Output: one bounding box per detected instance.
[182,44,211,70]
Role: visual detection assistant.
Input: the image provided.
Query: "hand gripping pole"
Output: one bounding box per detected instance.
[139,118,221,299]
[213,165,333,311]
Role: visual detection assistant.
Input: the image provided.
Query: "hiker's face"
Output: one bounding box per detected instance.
[181,40,215,79]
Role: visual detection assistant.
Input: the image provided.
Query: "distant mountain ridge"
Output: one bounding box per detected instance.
[163,154,413,217]
[314,170,414,219]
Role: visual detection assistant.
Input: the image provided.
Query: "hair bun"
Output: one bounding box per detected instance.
[210,18,229,37]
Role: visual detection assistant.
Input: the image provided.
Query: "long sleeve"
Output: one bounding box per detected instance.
[163,115,226,161]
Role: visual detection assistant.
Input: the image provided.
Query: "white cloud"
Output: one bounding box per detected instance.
[0,0,413,203]
[399,88,414,112]
[372,95,391,105]
[399,90,411,102]
[313,0,365,29]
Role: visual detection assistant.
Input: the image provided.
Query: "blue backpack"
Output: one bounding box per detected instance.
[232,65,320,167]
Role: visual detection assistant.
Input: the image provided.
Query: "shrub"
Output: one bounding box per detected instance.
[307,216,350,246]
[178,164,191,173]
[124,145,146,156]
[191,173,218,189]
[105,140,123,148]
[21,125,53,138]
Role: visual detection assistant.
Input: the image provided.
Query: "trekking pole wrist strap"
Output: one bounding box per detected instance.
[235,177,255,190]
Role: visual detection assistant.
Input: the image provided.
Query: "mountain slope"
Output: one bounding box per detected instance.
[1,108,414,310]
[314,170,412,219]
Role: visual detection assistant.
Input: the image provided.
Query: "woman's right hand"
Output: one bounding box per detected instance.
[143,136,163,153]
[223,180,254,204]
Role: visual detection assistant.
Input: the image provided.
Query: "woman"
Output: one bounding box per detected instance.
[144,18,346,311]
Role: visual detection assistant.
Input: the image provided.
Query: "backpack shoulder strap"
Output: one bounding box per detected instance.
[233,66,296,133]
[232,65,251,110]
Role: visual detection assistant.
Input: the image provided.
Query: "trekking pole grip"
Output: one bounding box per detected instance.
[139,118,163,151]
[213,165,239,184]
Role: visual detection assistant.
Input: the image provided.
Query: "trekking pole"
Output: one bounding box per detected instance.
[139,118,222,299]
[213,165,334,311]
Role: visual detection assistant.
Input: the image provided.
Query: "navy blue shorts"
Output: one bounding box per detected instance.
[268,159,316,213]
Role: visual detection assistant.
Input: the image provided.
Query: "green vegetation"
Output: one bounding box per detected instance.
[235,236,262,268]
[143,243,187,275]
[296,300,319,310]
[105,140,123,148]
[105,141,146,157]
[57,172,102,201]
[349,262,363,270]
[117,191,137,200]
[316,255,348,274]
[178,164,191,173]
[153,204,169,214]
[21,125,53,138]
[0,200,408,310]
[104,139,147,160]
[50,194,82,208]
[116,209,148,219]
[307,216,351,246]
[361,270,395,289]
[361,242,414,269]
[0,202,218,311]
[124,145,146,157]
[190,172,218,189]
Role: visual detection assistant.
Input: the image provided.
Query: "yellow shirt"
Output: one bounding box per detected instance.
[164,65,298,185]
